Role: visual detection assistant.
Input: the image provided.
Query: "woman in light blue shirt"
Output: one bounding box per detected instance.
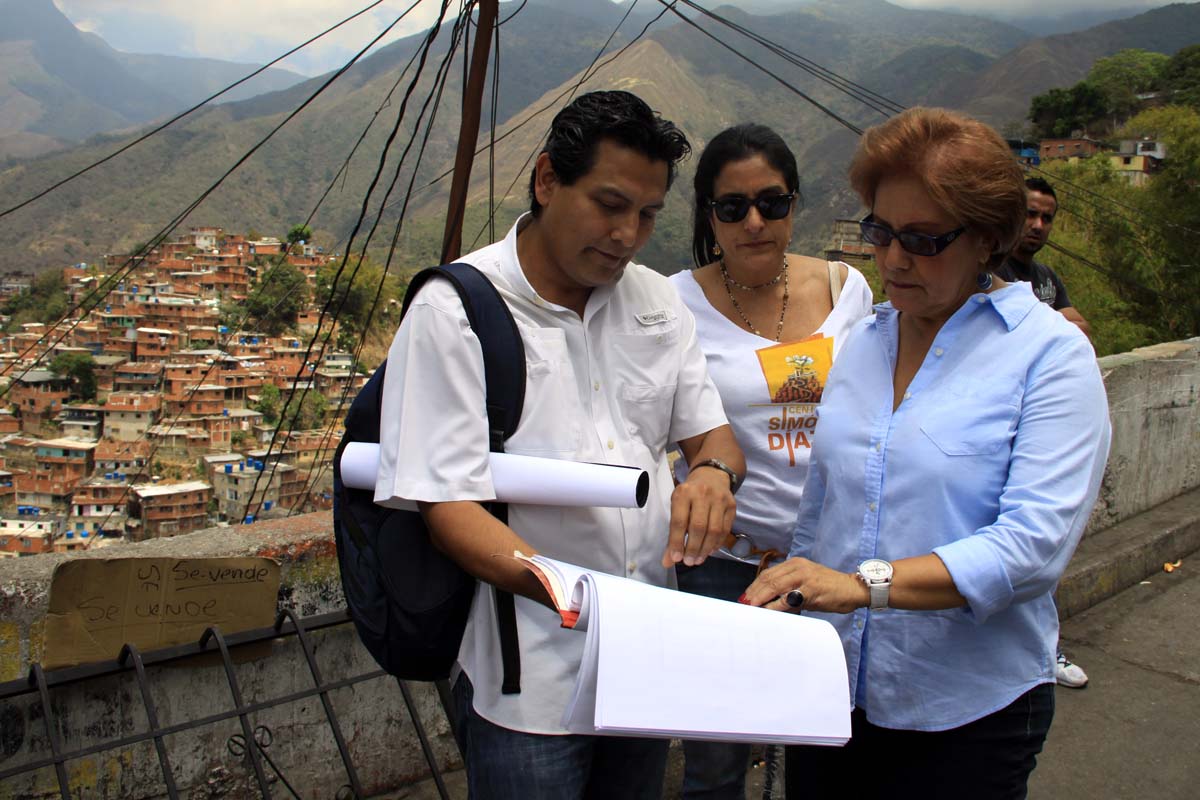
[742,107,1111,799]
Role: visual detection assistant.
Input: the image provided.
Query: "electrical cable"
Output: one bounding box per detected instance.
[292,3,504,513]
[671,0,904,117]
[242,0,467,520]
[0,1,425,402]
[0,0,389,221]
[497,0,529,26]
[80,267,313,539]
[1042,240,1164,305]
[651,0,864,135]
[465,0,661,250]
[1029,162,1200,241]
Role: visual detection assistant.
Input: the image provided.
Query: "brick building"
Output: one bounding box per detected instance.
[128,481,211,540]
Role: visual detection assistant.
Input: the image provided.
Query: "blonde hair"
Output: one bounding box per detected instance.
[848,107,1025,269]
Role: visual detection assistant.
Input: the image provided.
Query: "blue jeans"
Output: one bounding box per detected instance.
[676,557,761,800]
[786,683,1055,800]
[451,674,669,800]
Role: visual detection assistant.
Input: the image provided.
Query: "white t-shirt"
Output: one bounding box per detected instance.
[670,263,873,555]
[376,215,728,734]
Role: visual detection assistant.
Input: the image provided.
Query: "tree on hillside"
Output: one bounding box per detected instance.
[1028,83,1108,138]
[314,257,404,340]
[286,223,313,248]
[1163,45,1200,109]
[1088,49,1169,120]
[50,352,96,401]
[282,389,327,431]
[254,383,281,425]
[2,270,68,331]
[1119,105,1200,336]
[1035,105,1200,348]
[244,258,309,336]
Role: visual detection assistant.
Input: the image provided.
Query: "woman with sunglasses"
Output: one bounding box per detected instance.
[741,107,1111,799]
[669,123,873,799]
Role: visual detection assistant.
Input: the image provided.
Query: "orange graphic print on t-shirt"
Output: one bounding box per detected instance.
[756,335,834,404]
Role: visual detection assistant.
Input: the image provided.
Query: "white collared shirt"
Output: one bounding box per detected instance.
[375,215,728,733]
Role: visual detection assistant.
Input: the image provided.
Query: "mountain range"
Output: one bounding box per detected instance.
[0,0,306,160]
[1,0,1198,277]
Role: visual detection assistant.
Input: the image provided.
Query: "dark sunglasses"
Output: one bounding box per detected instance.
[859,214,966,257]
[708,192,796,224]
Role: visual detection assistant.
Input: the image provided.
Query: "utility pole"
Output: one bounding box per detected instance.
[440,0,498,264]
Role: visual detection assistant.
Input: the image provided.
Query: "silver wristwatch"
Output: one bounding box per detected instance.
[857,559,893,610]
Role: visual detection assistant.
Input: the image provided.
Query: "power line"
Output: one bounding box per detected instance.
[78,262,315,539]
[290,4,501,514]
[0,0,389,221]
[671,0,904,117]
[1029,162,1200,242]
[1042,240,1164,306]
[243,0,468,521]
[651,0,864,135]
[466,0,666,250]
[0,1,424,403]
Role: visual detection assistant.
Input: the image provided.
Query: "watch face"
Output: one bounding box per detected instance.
[860,559,893,582]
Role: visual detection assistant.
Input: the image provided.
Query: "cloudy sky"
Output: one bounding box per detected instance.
[54,0,1171,76]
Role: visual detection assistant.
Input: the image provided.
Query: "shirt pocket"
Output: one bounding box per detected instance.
[511,328,580,456]
[619,382,677,452]
[919,394,1019,456]
[611,319,681,388]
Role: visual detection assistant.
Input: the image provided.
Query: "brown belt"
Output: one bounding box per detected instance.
[722,533,783,576]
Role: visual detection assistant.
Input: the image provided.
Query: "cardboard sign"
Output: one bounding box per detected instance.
[43,557,280,669]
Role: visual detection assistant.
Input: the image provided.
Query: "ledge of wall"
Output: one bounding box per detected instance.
[0,512,461,799]
[1089,337,1200,533]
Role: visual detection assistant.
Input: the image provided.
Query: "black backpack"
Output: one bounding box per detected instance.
[332,262,525,693]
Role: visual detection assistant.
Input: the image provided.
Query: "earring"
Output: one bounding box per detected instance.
[713,243,722,257]
[977,271,993,290]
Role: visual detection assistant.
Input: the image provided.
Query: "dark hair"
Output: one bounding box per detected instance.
[848,107,1025,271]
[690,124,801,267]
[1025,176,1057,205]
[528,91,690,216]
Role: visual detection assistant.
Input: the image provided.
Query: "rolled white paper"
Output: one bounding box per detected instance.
[339,442,649,509]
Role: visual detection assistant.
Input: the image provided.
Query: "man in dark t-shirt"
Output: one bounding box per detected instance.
[999,177,1093,690]
[996,177,1092,338]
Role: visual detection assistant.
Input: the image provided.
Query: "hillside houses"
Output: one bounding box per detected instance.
[1020,135,1168,185]
[0,226,367,557]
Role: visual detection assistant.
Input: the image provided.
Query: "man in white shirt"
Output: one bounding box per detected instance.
[374,91,744,799]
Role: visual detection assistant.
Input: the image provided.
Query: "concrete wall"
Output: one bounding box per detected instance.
[0,337,1197,798]
[0,515,459,799]
[1087,338,1200,533]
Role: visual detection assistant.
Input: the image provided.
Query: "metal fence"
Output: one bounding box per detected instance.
[0,610,454,799]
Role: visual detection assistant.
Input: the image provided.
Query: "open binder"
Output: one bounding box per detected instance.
[516,553,852,746]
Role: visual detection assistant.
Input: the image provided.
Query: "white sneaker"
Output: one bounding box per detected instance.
[1056,652,1089,688]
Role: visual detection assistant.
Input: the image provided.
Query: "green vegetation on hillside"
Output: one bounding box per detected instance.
[1035,105,1200,353]
[1029,47,1200,138]
[235,257,309,336]
[49,351,96,401]
[314,256,407,350]
[1,269,67,329]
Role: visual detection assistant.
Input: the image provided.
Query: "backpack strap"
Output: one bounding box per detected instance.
[403,262,526,694]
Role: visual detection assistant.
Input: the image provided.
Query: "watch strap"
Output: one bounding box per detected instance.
[868,581,890,610]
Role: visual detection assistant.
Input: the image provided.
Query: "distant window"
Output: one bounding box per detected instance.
[1124,157,1133,165]
[1139,142,1155,153]
[1058,145,1065,151]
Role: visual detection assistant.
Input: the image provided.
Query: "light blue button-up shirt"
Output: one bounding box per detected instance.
[790,282,1111,731]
